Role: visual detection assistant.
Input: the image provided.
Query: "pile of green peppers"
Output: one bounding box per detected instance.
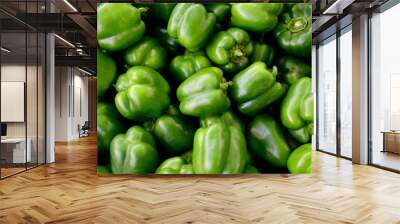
[97,3,313,175]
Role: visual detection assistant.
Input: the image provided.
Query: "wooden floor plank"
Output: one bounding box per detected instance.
[0,135,399,223]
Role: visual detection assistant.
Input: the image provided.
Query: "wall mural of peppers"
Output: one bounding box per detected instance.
[97,2,313,175]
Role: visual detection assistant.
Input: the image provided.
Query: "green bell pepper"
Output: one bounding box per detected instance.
[244,164,260,174]
[231,3,283,32]
[151,26,183,55]
[199,110,244,135]
[97,3,145,51]
[115,66,170,121]
[110,126,159,174]
[248,115,291,169]
[206,27,253,74]
[156,156,193,174]
[97,49,117,98]
[287,143,312,174]
[251,42,274,67]
[97,165,112,174]
[193,117,248,174]
[206,4,230,23]
[148,3,176,23]
[97,102,125,157]
[280,77,314,143]
[177,67,230,117]
[274,4,312,58]
[206,4,231,31]
[123,36,167,71]
[288,123,313,144]
[231,62,286,116]
[167,3,216,52]
[277,56,311,85]
[169,51,212,83]
[145,105,196,155]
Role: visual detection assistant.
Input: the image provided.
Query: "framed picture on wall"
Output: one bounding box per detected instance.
[96,2,313,175]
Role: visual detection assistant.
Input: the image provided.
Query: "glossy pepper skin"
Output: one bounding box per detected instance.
[124,36,167,71]
[206,4,230,23]
[145,105,196,155]
[248,115,291,169]
[169,51,212,83]
[206,4,231,30]
[245,164,260,174]
[97,165,112,174]
[177,67,230,117]
[274,4,312,58]
[156,156,193,174]
[115,66,170,121]
[231,3,283,33]
[280,77,314,143]
[231,62,286,116]
[148,3,176,23]
[193,117,248,174]
[277,56,311,85]
[167,3,216,52]
[97,3,145,51]
[251,43,274,67]
[152,26,183,55]
[199,110,244,135]
[97,102,125,156]
[97,49,117,98]
[206,28,253,74]
[287,143,312,174]
[218,110,245,133]
[110,126,159,174]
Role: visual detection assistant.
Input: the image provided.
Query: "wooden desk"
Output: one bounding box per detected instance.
[382,131,400,154]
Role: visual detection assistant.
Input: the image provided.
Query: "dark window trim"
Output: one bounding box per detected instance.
[315,20,354,160]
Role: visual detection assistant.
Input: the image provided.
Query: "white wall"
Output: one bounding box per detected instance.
[54,67,89,141]
[312,45,317,150]
[1,64,46,164]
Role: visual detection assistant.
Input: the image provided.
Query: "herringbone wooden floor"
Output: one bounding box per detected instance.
[0,135,400,224]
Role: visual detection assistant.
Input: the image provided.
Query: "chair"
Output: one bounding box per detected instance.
[78,121,90,138]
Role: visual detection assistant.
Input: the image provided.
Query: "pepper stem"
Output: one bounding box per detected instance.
[138,7,149,14]
[230,45,246,64]
[270,66,278,78]
[220,81,233,90]
[288,17,308,33]
[143,120,155,132]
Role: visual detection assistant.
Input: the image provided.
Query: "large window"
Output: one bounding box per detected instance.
[316,25,353,159]
[339,26,352,158]
[0,1,46,179]
[317,35,337,154]
[370,3,400,171]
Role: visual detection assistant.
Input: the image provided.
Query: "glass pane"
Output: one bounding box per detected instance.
[38,32,45,165]
[1,31,27,177]
[339,27,352,158]
[27,31,38,169]
[371,4,400,171]
[317,35,337,154]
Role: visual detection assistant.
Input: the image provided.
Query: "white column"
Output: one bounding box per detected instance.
[352,14,369,164]
[46,32,55,163]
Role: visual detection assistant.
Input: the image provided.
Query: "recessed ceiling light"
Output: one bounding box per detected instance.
[77,67,92,76]
[323,0,343,15]
[54,34,75,48]
[1,47,11,53]
[63,0,78,12]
